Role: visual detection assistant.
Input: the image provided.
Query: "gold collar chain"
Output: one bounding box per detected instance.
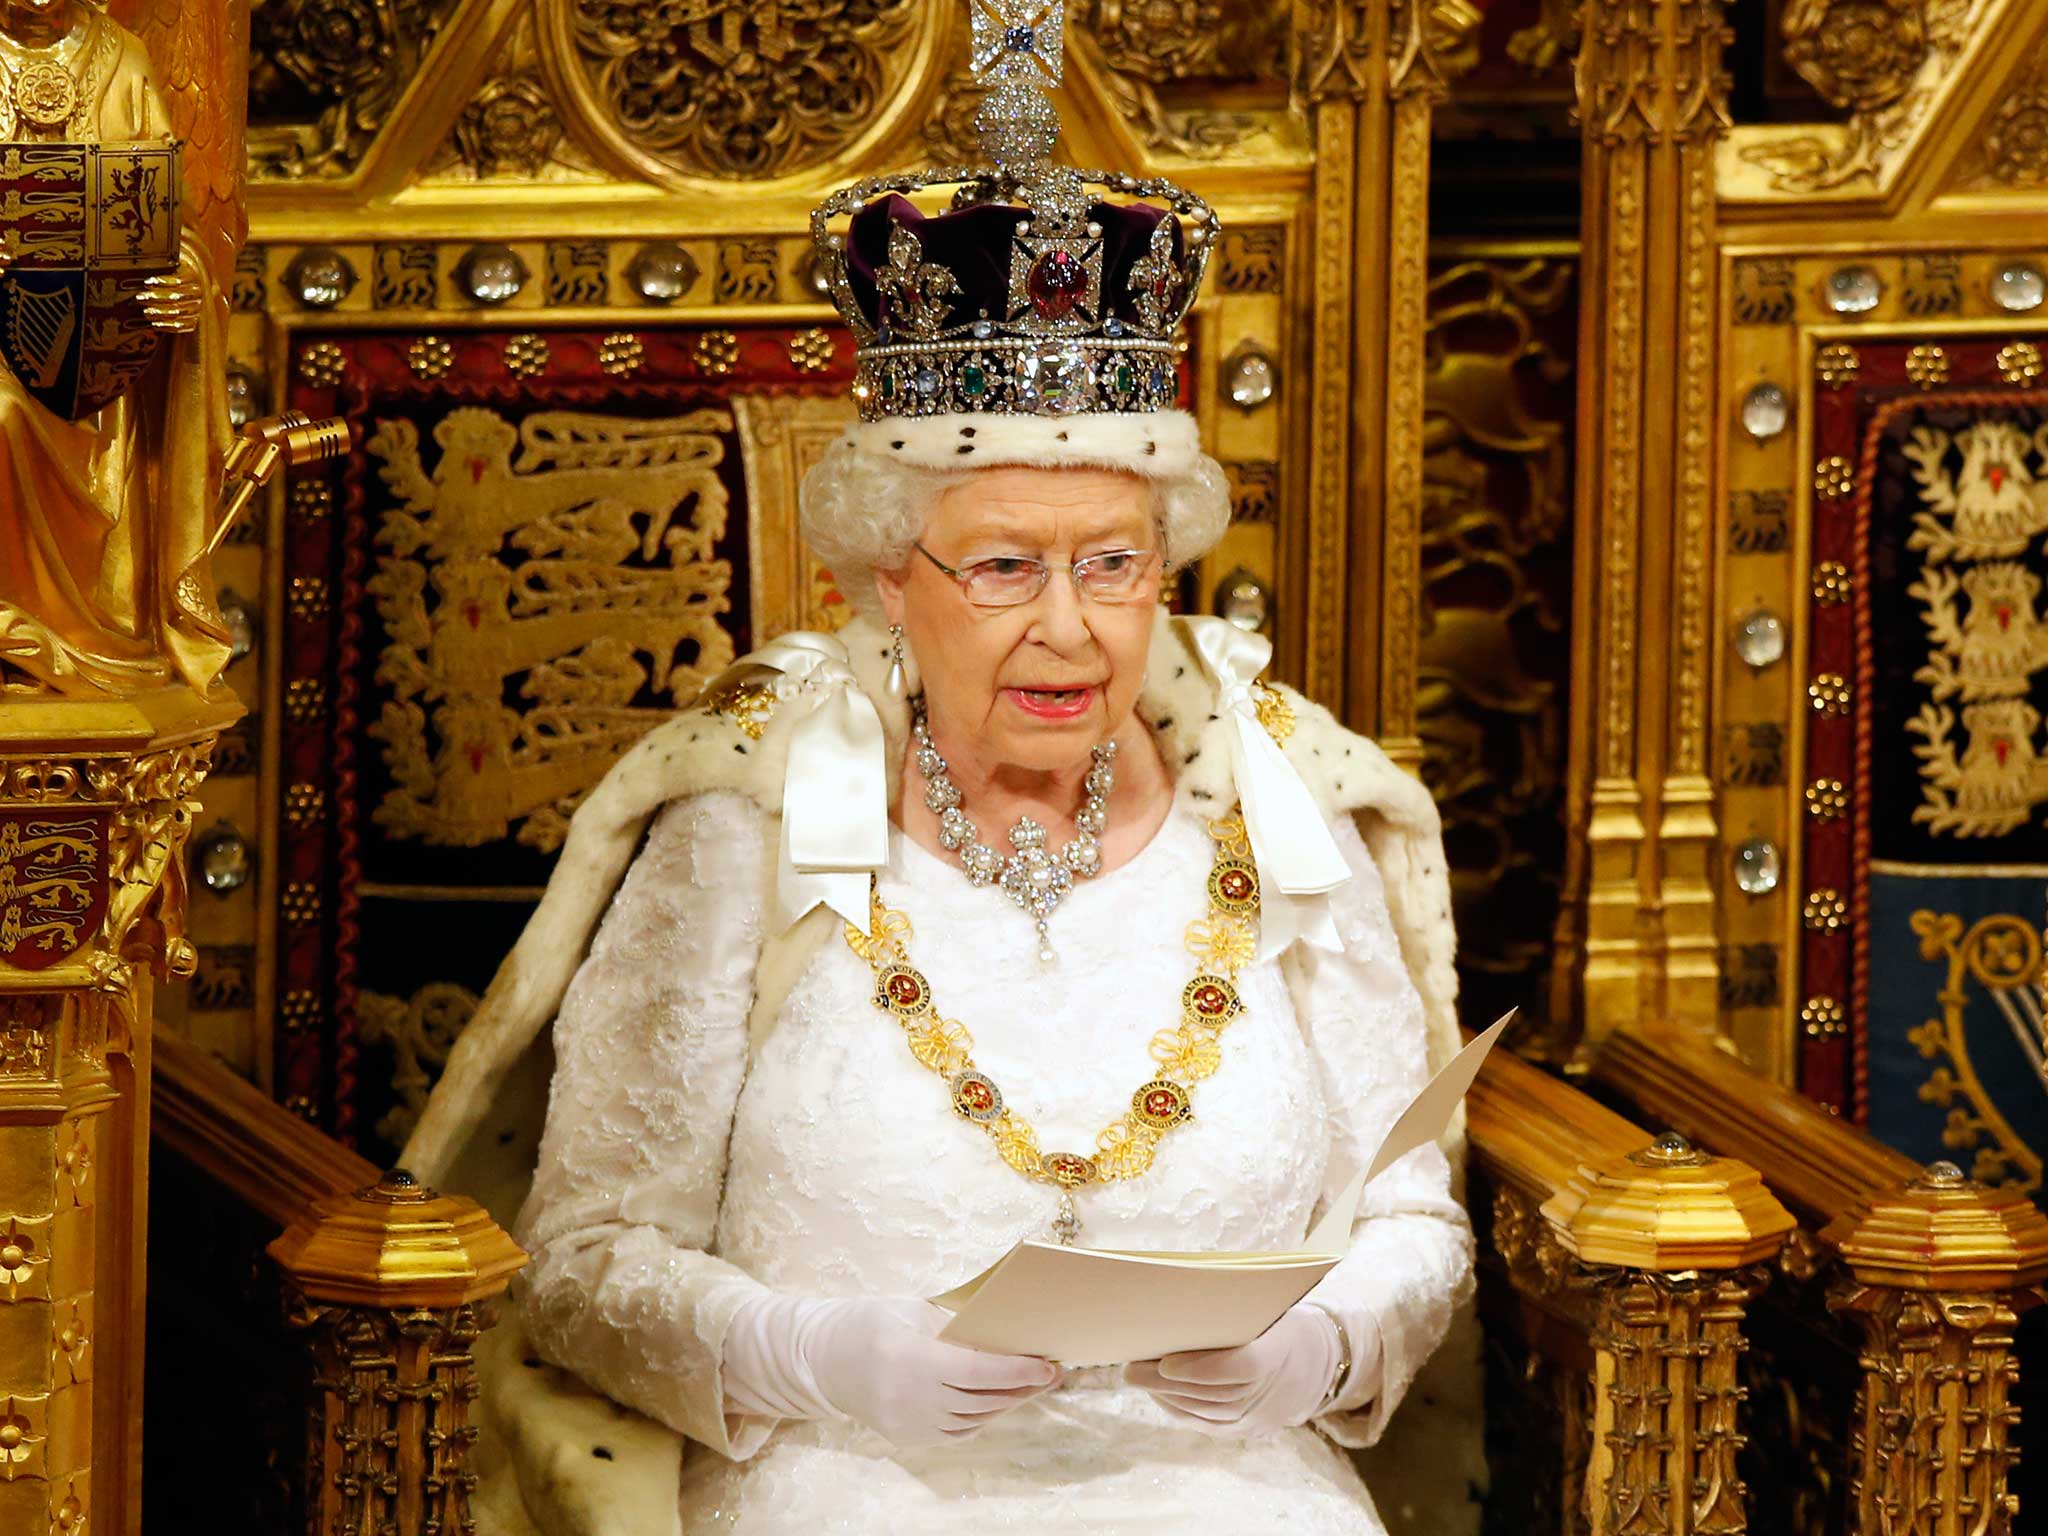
[845,808,1262,1245]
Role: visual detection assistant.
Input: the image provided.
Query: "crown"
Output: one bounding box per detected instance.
[811,0,1218,426]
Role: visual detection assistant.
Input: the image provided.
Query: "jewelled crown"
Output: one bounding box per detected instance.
[811,0,1217,426]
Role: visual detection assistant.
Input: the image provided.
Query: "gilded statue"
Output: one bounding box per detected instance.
[0,0,244,698]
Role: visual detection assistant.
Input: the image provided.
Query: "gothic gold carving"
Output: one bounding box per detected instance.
[1082,0,1286,156]
[1379,97,1433,746]
[1822,1165,2048,1534]
[270,1171,524,1536]
[455,73,564,178]
[422,10,595,185]
[1979,64,2048,188]
[1586,1265,1776,1531]
[364,407,737,852]
[1781,0,1930,112]
[733,394,861,640]
[1419,255,1574,1023]
[249,0,452,179]
[1292,0,1482,103]
[1905,912,2045,1186]
[544,0,926,185]
[1300,101,1354,706]
[1540,1137,1792,1534]
[1489,1181,1584,1307]
[1735,0,1977,192]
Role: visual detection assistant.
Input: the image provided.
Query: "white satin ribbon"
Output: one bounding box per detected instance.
[1186,618,1351,959]
[701,633,887,932]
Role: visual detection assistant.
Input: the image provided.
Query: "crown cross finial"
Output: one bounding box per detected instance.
[971,0,1065,86]
[971,0,1067,167]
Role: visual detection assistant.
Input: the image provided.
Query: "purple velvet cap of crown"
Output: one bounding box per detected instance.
[843,192,1183,335]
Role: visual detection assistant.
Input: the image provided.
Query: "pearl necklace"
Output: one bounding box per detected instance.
[910,699,1115,964]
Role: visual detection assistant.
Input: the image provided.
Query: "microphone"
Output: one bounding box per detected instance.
[205,412,353,558]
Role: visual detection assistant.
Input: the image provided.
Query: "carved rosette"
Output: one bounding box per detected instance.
[1982,72,2048,188]
[543,0,932,185]
[1781,0,1929,112]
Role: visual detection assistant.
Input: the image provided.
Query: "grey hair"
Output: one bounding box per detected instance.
[797,439,1232,618]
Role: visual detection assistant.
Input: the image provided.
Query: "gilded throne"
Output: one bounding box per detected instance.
[6,1,2048,1534]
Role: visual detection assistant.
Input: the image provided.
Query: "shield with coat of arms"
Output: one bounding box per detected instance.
[0,139,181,420]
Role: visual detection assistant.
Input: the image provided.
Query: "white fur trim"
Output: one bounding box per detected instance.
[843,408,1202,477]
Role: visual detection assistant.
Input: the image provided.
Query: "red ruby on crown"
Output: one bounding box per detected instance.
[1026,249,1087,321]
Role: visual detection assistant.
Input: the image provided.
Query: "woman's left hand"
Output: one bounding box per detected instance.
[1123,1305,1365,1438]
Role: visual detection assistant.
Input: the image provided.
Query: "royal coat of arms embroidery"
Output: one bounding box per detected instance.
[1904,419,2048,836]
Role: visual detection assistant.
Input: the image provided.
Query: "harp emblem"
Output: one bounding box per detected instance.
[0,140,180,419]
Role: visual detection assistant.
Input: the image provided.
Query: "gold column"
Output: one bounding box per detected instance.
[0,695,238,1536]
[1290,0,1476,748]
[1543,1132,1795,1534]
[269,1169,526,1536]
[1559,0,1734,1046]
[1821,1162,2048,1536]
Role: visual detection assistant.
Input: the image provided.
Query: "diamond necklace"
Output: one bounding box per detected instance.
[910,698,1115,964]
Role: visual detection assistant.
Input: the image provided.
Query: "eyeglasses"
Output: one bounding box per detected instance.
[915,542,1163,608]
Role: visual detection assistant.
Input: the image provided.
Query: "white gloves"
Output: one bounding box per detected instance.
[1123,1303,1382,1438]
[722,1294,1063,1449]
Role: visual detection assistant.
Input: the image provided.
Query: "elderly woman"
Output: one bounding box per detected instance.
[401,21,1473,1536]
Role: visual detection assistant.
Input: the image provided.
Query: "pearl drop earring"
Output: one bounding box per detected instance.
[886,623,907,699]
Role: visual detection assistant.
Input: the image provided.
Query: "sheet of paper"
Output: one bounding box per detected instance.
[1302,1008,1516,1252]
[930,1010,1516,1365]
[932,1241,1340,1366]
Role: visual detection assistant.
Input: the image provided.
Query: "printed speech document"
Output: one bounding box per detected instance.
[930,1011,1515,1366]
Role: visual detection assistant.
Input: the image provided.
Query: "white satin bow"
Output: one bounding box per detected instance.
[1186,619,1351,959]
[701,633,887,931]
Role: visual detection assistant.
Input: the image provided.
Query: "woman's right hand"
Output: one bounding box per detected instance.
[724,1293,1062,1450]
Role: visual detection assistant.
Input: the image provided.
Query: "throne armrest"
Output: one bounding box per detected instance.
[1460,1044,1794,1535]
[154,1031,527,1535]
[1591,1023,2048,1532]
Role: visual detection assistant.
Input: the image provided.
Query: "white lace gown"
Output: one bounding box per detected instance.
[516,786,1473,1535]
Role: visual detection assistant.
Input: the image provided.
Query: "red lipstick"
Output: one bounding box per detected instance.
[1005,686,1097,719]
